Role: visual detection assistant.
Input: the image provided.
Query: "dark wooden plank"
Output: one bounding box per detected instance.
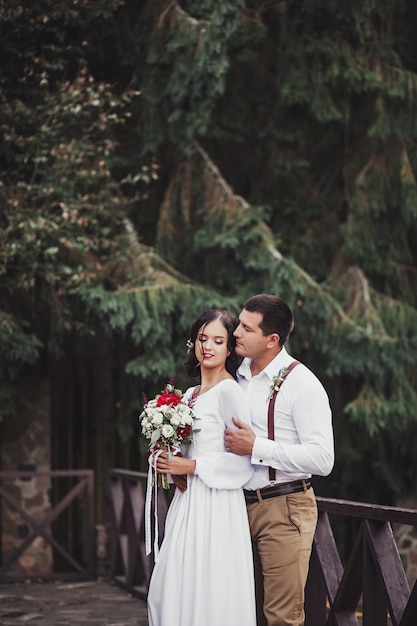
[362,533,388,626]
[0,478,89,575]
[305,548,327,626]
[316,497,417,526]
[0,471,94,581]
[330,524,363,614]
[313,511,344,603]
[364,520,409,625]
[400,579,417,626]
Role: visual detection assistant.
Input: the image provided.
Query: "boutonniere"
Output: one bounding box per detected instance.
[269,366,290,399]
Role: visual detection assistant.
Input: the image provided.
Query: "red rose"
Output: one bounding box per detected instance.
[176,424,192,441]
[156,392,182,407]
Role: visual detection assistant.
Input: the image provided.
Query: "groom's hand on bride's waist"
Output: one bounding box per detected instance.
[224,417,255,456]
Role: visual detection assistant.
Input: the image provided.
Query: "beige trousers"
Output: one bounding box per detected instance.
[246,487,318,626]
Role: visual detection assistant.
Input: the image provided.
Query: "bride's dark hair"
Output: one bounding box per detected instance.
[185,309,242,379]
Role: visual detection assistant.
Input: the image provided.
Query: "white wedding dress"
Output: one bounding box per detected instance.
[147,379,256,626]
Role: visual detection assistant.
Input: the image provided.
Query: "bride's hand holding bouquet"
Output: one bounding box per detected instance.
[151,449,196,491]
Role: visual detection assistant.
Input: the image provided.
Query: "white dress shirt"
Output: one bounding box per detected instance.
[236,346,334,491]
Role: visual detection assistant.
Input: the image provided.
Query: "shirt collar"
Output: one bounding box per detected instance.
[237,346,291,382]
[237,357,252,381]
[263,346,290,381]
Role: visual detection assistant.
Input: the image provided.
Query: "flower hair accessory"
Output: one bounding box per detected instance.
[186,339,194,353]
[269,366,290,399]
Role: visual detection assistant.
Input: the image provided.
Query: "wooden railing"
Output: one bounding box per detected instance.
[107,469,417,624]
[306,497,417,626]
[0,470,95,582]
[107,469,170,598]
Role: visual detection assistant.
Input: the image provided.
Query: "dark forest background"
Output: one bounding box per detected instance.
[1,0,417,517]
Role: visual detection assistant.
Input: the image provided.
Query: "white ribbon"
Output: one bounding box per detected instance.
[144,445,184,561]
[145,450,163,561]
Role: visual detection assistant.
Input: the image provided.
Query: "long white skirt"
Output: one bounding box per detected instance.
[147,474,256,626]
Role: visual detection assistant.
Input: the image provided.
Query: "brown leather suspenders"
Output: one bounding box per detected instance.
[268,361,300,481]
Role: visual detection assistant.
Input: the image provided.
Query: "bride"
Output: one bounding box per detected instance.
[147,309,256,626]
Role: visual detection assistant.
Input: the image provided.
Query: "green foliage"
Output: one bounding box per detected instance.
[0,0,148,413]
[138,0,417,503]
[0,310,43,421]
[140,0,244,152]
[0,311,42,373]
[345,374,417,436]
[1,0,417,506]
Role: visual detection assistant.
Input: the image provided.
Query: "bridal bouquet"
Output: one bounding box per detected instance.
[140,381,199,489]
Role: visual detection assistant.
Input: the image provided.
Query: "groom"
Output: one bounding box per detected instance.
[224,293,334,626]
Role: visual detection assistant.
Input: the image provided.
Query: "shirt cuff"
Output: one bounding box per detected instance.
[251,437,276,467]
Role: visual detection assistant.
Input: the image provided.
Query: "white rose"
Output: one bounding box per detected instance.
[162,424,175,439]
[182,413,193,426]
[170,412,181,427]
[178,404,190,416]
[151,412,163,427]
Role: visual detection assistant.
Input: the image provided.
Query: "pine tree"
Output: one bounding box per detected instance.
[1,0,417,504]
[127,0,417,502]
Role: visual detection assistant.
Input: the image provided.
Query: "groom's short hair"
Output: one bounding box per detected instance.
[243,294,294,345]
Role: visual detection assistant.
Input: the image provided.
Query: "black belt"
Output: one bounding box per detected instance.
[244,479,311,504]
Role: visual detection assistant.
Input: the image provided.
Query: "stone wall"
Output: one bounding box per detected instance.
[0,378,53,577]
[395,525,417,588]
[393,501,417,590]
